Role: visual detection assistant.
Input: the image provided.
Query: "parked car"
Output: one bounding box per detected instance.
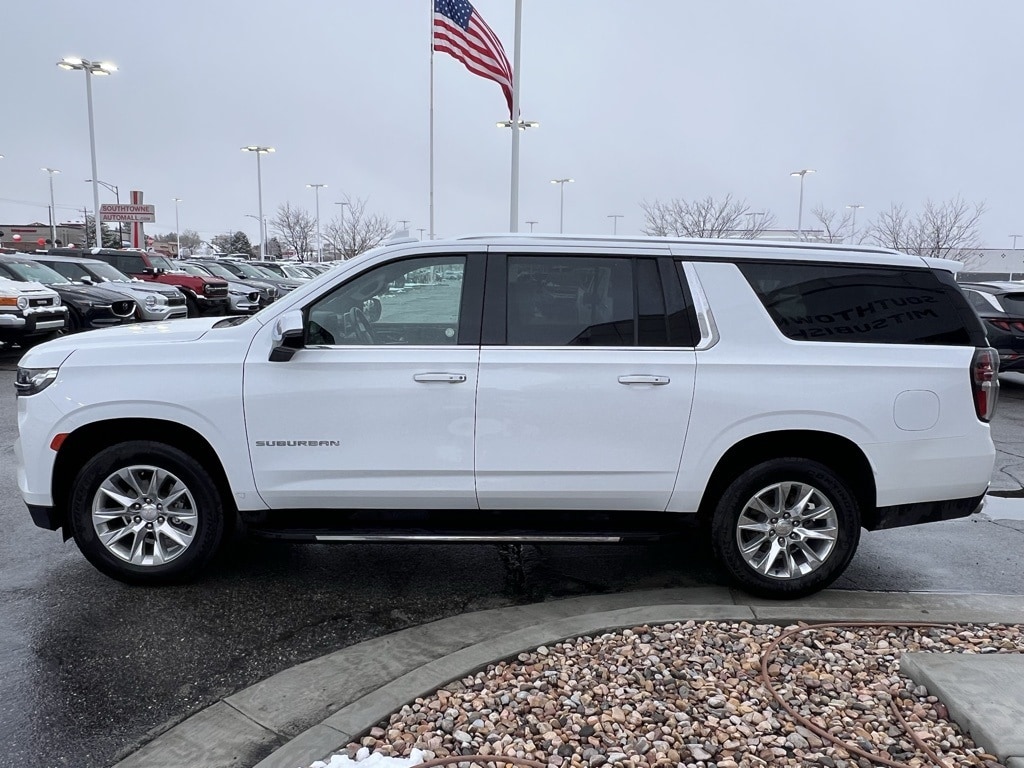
[191,258,304,297]
[958,281,1024,373]
[48,248,229,317]
[174,262,261,314]
[0,276,67,346]
[254,261,314,281]
[15,235,997,597]
[27,253,187,322]
[182,260,278,307]
[0,254,136,333]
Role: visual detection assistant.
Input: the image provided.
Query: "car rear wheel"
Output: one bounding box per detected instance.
[710,458,860,599]
[68,441,226,584]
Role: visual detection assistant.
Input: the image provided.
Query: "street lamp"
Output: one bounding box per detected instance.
[398,219,410,231]
[845,204,864,244]
[172,198,183,257]
[1012,235,1023,250]
[789,169,815,241]
[607,214,623,235]
[496,119,539,130]
[306,183,327,261]
[550,178,574,234]
[86,179,120,246]
[41,168,60,245]
[334,201,350,257]
[526,220,538,233]
[58,56,117,248]
[241,146,275,260]
[244,214,268,254]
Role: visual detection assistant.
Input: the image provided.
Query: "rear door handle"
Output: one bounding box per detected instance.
[414,372,467,383]
[618,375,670,385]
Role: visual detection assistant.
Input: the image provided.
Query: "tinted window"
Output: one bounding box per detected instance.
[963,289,1000,313]
[995,292,1024,316]
[44,262,89,281]
[307,256,466,346]
[109,254,146,274]
[739,262,975,345]
[507,256,633,346]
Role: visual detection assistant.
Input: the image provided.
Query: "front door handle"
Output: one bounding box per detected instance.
[618,375,670,385]
[414,372,467,383]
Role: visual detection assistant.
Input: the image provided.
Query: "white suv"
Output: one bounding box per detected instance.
[14,235,997,597]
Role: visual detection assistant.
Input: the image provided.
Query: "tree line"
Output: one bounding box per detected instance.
[641,194,986,261]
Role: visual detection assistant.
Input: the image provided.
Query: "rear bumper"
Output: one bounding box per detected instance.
[868,492,986,531]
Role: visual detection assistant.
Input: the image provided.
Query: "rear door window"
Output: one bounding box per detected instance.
[738,262,982,346]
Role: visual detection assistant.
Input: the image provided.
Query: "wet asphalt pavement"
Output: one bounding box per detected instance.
[1,350,1023,767]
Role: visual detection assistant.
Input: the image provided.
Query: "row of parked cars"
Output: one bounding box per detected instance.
[0,248,334,348]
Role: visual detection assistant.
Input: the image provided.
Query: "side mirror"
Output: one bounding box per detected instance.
[269,310,304,362]
[80,276,95,285]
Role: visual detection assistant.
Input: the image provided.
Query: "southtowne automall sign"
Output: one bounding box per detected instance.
[99,204,156,222]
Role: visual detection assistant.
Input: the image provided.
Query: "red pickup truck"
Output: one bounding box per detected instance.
[50,248,229,316]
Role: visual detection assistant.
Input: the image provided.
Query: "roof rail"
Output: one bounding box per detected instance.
[450,232,898,257]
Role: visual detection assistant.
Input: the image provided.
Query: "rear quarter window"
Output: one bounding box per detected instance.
[738,261,985,346]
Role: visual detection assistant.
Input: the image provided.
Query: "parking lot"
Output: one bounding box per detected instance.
[1,348,1023,767]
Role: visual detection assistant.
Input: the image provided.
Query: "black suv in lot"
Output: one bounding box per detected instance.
[0,255,137,333]
[959,281,1024,372]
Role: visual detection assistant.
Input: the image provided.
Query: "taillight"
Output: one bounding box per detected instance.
[986,318,1024,333]
[971,347,999,422]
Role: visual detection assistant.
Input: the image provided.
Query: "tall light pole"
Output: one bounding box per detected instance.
[58,57,117,248]
[306,183,326,261]
[241,146,275,260]
[789,169,815,241]
[334,201,350,258]
[526,220,538,232]
[607,214,623,235]
[398,219,410,231]
[172,198,183,257]
[417,228,426,240]
[41,168,61,245]
[845,204,864,244]
[86,179,120,243]
[244,214,267,255]
[1012,235,1022,250]
[551,178,574,234]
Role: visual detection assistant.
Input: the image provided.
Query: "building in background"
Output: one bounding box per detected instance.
[0,222,87,251]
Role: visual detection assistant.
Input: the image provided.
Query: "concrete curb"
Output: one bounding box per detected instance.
[110,588,1024,768]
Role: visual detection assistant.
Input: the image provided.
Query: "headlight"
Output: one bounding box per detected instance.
[15,367,59,397]
[229,289,244,296]
[145,294,167,307]
[17,296,29,310]
[52,294,61,307]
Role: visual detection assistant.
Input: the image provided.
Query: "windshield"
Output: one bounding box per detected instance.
[148,254,175,270]
[232,262,272,279]
[283,264,312,279]
[88,262,133,282]
[178,264,212,277]
[0,260,70,285]
[200,263,236,280]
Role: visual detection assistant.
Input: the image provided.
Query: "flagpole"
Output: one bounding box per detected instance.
[508,0,523,232]
[429,0,436,240]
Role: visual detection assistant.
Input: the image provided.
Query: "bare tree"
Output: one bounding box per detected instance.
[271,202,316,261]
[811,205,853,244]
[864,197,986,263]
[641,195,776,238]
[322,197,394,260]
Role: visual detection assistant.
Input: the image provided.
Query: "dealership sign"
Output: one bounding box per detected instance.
[99,203,156,222]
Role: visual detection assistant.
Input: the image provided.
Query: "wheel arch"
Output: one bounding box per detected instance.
[697,430,877,528]
[51,418,236,533]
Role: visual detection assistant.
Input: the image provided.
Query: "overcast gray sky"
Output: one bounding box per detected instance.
[2,1,1021,247]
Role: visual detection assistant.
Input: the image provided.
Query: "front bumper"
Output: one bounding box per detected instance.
[227,295,261,314]
[0,307,68,336]
[137,303,189,322]
[81,306,137,329]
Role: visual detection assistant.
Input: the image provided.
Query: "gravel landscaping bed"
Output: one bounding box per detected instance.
[329,621,1024,768]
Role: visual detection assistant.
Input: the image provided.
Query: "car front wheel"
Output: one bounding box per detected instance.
[710,458,860,599]
[69,441,226,584]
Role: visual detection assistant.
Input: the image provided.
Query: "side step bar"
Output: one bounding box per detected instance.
[312,533,623,543]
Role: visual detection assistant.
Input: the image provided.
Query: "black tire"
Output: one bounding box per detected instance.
[185,295,200,318]
[65,308,82,334]
[710,458,860,599]
[69,441,226,584]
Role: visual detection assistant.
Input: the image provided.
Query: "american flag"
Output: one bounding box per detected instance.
[433,0,513,118]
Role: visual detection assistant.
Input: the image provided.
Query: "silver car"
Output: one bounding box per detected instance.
[29,254,188,321]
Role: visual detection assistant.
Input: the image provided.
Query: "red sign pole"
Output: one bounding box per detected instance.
[130,191,145,248]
